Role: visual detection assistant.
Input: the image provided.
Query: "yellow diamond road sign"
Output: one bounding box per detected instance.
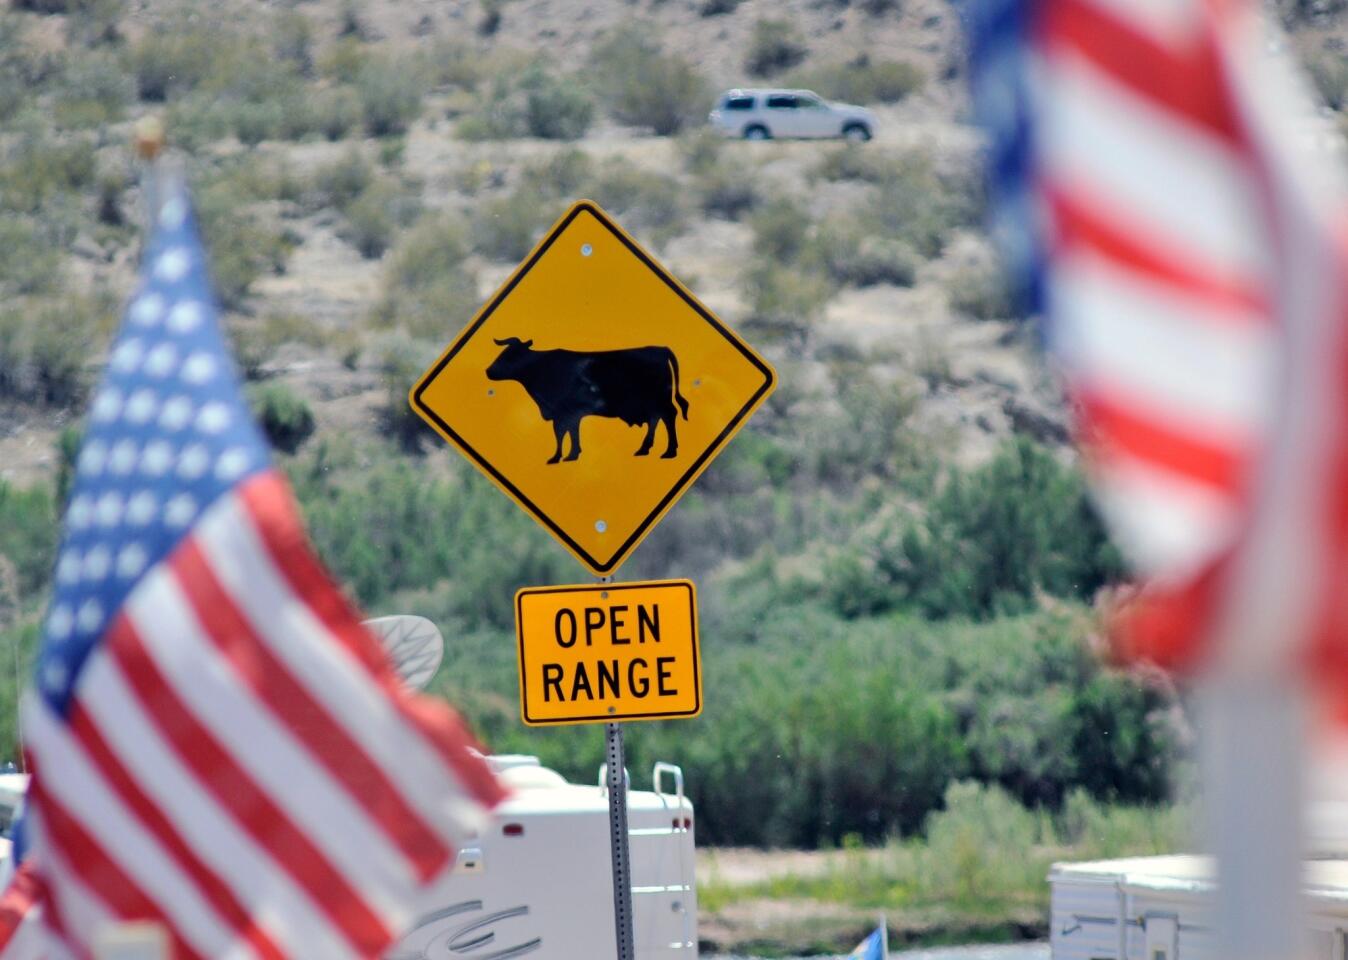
[410,200,776,575]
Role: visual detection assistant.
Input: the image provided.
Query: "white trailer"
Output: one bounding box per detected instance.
[389,755,698,960]
[1050,855,1348,960]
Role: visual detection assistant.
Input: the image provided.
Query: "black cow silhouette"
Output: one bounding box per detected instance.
[486,337,691,464]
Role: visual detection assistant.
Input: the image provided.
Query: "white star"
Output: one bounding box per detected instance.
[154,248,191,283]
[159,396,194,431]
[125,389,158,424]
[78,441,107,476]
[130,294,166,327]
[144,343,178,379]
[116,543,148,579]
[47,605,73,640]
[91,389,122,423]
[109,439,138,475]
[96,491,124,528]
[67,496,93,530]
[82,545,111,581]
[56,550,82,584]
[42,660,68,694]
[177,444,210,480]
[140,440,174,477]
[110,338,145,373]
[182,352,217,385]
[215,447,251,481]
[195,403,230,434]
[76,599,103,632]
[159,196,187,229]
[127,491,158,526]
[167,301,204,334]
[164,493,197,528]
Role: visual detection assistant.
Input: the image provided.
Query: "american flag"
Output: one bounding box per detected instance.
[6,176,506,957]
[968,0,1348,690]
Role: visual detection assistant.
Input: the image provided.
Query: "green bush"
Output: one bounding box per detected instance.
[592,25,710,135]
[272,11,314,77]
[750,199,812,261]
[0,297,105,407]
[0,220,61,296]
[741,258,832,346]
[0,482,57,599]
[125,29,220,101]
[472,186,563,262]
[816,225,919,288]
[699,0,744,15]
[343,179,420,259]
[0,129,97,215]
[589,159,686,241]
[312,86,362,141]
[925,782,1043,904]
[310,148,374,211]
[788,56,923,104]
[696,164,760,219]
[745,18,808,78]
[948,258,1015,320]
[249,383,317,454]
[54,50,133,126]
[524,70,594,140]
[195,181,290,310]
[373,336,440,453]
[357,56,424,136]
[374,216,480,339]
[829,438,1124,621]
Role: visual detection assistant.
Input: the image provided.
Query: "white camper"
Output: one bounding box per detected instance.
[1050,855,1348,960]
[389,755,697,960]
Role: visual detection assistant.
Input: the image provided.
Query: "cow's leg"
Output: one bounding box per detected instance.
[547,422,566,464]
[660,408,679,459]
[635,419,658,456]
[564,422,583,461]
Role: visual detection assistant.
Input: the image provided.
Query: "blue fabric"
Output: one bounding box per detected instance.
[849,927,885,959]
[34,181,271,715]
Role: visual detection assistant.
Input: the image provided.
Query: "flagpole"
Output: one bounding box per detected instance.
[879,912,888,958]
[1201,675,1307,960]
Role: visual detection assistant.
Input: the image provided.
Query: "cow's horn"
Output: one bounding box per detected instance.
[493,337,518,347]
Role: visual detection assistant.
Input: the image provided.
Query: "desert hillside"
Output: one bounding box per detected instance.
[0,0,1346,952]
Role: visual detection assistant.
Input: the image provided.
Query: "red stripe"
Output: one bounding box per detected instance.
[103,616,393,954]
[1110,559,1227,671]
[34,862,87,960]
[170,538,451,882]
[0,863,42,950]
[65,701,286,960]
[237,473,507,810]
[1047,184,1269,319]
[29,780,203,960]
[1075,388,1249,494]
[1039,0,1243,147]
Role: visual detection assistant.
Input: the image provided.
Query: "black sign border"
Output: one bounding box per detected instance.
[410,201,776,575]
[515,580,701,725]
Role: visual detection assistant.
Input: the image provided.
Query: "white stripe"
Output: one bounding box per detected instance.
[1049,249,1277,441]
[1036,48,1271,281]
[194,494,490,838]
[76,650,359,960]
[124,569,413,933]
[24,805,118,958]
[23,695,245,959]
[1087,448,1240,578]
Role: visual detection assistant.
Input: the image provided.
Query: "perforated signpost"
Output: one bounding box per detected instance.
[410,200,774,960]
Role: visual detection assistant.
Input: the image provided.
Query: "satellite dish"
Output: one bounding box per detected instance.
[363,616,445,692]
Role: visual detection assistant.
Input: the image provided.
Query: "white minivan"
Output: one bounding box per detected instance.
[708,88,877,141]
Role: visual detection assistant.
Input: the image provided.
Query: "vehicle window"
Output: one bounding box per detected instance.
[723,96,754,111]
[765,95,798,109]
[797,95,825,109]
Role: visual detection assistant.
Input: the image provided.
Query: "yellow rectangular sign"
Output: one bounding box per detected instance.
[515,580,701,726]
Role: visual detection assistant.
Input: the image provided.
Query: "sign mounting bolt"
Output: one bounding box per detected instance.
[595,520,607,533]
[581,243,593,257]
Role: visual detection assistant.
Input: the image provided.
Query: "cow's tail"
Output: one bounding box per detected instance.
[668,351,690,420]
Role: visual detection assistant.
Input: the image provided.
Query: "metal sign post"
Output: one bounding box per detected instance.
[605,720,636,960]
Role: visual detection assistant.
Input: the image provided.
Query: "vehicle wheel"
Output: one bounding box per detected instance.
[743,125,771,141]
[842,123,872,142]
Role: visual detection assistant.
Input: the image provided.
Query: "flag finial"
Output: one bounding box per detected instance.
[132,116,165,163]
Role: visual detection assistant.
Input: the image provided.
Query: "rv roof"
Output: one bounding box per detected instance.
[1052,854,1348,907]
